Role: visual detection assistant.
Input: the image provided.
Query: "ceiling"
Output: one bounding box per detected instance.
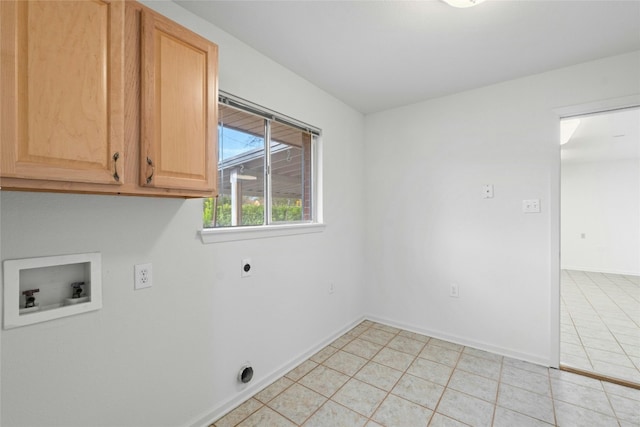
[561,107,640,163]
[174,0,640,114]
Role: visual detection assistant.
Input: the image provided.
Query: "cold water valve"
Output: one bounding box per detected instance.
[71,282,85,299]
[64,281,89,306]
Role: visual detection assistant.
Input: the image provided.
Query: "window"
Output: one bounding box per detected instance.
[203,92,321,229]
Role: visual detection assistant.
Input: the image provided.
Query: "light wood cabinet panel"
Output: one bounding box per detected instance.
[1,0,125,185]
[140,8,218,193]
[1,1,218,198]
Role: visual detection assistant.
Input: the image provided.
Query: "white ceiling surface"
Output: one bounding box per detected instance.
[562,108,640,163]
[175,0,640,114]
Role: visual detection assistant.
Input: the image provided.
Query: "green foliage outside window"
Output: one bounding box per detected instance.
[203,197,302,228]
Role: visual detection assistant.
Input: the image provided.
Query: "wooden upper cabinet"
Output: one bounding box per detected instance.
[140,9,218,193]
[0,0,125,185]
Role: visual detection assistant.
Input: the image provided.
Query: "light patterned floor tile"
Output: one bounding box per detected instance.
[429,413,469,426]
[391,373,444,409]
[285,360,319,381]
[342,338,384,359]
[407,357,453,386]
[387,335,426,356]
[551,378,615,416]
[429,338,464,352]
[213,398,262,427]
[331,334,354,349]
[254,377,294,404]
[497,383,555,424]
[554,400,619,427]
[607,393,640,424]
[398,329,431,343]
[493,406,554,427]
[298,365,350,397]
[463,346,504,363]
[419,343,461,367]
[332,378,387,417]
[354,361,403,391]
[500,364,550,396]
[456,353,502,380]
[448,369,498,402]
[268,383,326,425]
[323,350,368,376]
[372,394,433,426]
[236,406,296,427]
[309,345,338,364]
[302,400,367,427]
[503,357,549,376]
[371,323,401,334]
[436,389,494,427]
[602,381,640,401]
[372,347,415,371]
[359,328,396,345]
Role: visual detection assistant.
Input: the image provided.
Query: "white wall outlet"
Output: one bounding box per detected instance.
[482,184,494,199]
[522,199,541,213]
[241,258,252,278]
[329,282,335,294]
[134,263,152,290]
[450,283,459,298]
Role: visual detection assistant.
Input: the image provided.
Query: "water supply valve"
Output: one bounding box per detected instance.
[22,288,40,308]
[71,282,85,299]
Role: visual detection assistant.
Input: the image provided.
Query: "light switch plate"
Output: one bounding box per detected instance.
[482,184,494,199]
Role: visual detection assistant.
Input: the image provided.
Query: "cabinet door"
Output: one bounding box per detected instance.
[140,9,218,193]
[0,0,125,185]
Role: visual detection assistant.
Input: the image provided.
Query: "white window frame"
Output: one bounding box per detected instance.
[200,92,324,244]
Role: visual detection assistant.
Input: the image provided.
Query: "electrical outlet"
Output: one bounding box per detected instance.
[329,282,335,294]
[135,263,153,290]
[522,199,541,213]
[450,283,459,298]
[241,258,252,278]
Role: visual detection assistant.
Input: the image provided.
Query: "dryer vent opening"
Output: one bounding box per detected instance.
[238,364,254,384]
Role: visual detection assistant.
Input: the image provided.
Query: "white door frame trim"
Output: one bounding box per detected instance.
[550,93,640,369]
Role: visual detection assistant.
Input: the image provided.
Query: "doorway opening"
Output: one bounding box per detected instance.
[560,107,640,388]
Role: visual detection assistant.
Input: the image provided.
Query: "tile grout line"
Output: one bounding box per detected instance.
[428,343,464,426]
[357,324,415,426]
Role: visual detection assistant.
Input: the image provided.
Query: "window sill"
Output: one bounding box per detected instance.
[199,223,326,244]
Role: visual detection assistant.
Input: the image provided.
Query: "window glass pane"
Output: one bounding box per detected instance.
[270,121,312,224]
[210,105,265,227]
[203,95,319,229]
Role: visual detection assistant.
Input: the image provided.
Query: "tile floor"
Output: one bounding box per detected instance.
[212,320,640,427]
[561,270,640,385]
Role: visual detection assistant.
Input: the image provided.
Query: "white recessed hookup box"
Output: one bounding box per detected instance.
[3,252,102,329]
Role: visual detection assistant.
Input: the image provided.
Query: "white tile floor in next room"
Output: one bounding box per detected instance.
[212,320,640,427]
[561,270,640,385]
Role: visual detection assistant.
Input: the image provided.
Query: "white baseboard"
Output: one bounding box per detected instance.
[187,316,366,427]
[561,266,640,276]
